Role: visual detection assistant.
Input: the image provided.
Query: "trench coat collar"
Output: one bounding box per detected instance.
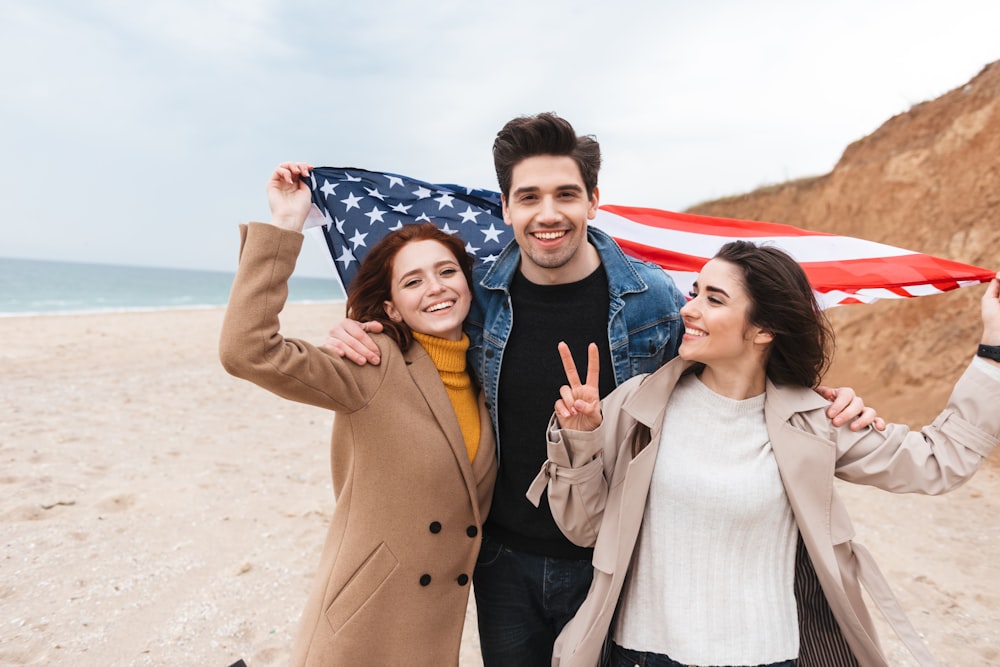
[622,356,832,434]
[622,357,841,557]
[401,339,486,525]
[619,357,693,429]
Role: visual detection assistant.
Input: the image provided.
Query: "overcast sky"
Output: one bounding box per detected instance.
[3,1,999,278]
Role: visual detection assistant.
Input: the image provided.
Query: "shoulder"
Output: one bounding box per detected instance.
[630,257,680,292]
[587,228,683,301]
[370,332,405,359]
[767,383,835,435]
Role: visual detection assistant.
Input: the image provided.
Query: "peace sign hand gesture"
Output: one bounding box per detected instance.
[554,342,603,431]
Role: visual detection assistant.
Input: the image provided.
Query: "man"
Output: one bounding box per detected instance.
[323,113,877,666]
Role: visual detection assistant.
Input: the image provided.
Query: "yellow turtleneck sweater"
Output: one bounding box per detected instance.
[411,332,480,462]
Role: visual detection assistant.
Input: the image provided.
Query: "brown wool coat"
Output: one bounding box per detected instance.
[529,357,1000,667]
[219,223,496,666]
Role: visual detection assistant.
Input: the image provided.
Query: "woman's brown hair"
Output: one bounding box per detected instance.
[714,240,834,388]
[345,222,474,350]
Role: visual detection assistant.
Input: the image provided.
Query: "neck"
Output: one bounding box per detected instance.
[698,362,767,400]
[519,242,601,285]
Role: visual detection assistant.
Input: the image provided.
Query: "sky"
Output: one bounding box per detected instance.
[3,1,1000,278]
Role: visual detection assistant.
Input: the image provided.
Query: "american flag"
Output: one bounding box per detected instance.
[304,167,994,308]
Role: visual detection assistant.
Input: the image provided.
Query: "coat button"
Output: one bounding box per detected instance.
[466,525,478,538]
[456,574,469,586]
[419,574,431,586]
[429,521,442,534]
[485,349,494,359]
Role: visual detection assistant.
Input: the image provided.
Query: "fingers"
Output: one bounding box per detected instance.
[553,389,603,431]
[822,386,871,428]
[274,161,314,183]
[319,319,382,366]
[585,343,600,389]
[558,342,582,388]
[558,341,601,389]
[813,385,836,402]
[554,389,575,423]
[848,407,882,432]
[824,385,853,416]
[829,393,862,427]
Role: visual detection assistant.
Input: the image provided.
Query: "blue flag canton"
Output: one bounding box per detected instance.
[307,167,510,290]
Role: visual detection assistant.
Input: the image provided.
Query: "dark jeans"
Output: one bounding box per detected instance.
[473,534,594,667]
[609,641,798,667]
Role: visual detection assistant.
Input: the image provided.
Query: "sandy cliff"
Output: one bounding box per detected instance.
[688,61,1000,435]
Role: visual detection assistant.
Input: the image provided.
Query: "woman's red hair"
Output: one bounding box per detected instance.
[345,222,474,350]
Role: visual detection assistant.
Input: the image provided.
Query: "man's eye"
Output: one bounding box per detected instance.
[687,290,698,299]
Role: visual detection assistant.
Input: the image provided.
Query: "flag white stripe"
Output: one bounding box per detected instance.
[661,271,949,309]
[595,210,915,263]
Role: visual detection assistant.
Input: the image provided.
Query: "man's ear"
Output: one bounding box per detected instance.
[383,301,402,323]
[587,185,600,220]
[501,194,511,226]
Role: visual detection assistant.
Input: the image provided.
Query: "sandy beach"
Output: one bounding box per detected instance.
[2,303,998,666]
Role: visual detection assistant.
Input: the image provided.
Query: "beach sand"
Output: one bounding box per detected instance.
[2,304,997,666]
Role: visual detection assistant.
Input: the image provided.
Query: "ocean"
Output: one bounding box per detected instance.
[0,257,345,316]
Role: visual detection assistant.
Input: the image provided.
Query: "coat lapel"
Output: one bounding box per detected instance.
[591,359,690,573]
[402,342,485,520]
[765,382,845,574]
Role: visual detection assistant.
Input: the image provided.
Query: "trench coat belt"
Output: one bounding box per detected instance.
[525,457,604,508]
[852,542,940,667]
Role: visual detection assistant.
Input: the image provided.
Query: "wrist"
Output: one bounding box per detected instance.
[268,215,306,232]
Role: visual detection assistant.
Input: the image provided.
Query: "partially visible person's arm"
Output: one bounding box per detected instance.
[219,163,378,411]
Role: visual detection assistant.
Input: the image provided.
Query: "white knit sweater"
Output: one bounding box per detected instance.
[613,373,799,665]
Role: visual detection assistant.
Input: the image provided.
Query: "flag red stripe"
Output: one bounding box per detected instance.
[601,204,836,238]
[615,237,995,291]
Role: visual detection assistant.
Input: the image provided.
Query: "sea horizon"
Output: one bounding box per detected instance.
[0,256,345,317]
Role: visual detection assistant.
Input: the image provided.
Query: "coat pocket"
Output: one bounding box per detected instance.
[324,542,399,634]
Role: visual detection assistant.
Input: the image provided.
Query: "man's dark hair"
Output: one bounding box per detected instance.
[493,112,601,200]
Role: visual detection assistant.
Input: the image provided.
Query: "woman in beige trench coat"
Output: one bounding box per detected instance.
[220,163,496,666]
[529,241,1000,667]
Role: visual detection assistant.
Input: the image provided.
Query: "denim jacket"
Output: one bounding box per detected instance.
[466,227,685,458]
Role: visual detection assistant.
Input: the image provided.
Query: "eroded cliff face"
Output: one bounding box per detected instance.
[687,61,1000,432]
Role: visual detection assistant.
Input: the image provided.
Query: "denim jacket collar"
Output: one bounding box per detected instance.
[479,227,648,296]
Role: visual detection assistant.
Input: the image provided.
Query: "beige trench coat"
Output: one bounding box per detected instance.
[528,357,1000,667]
[220,223,496,666]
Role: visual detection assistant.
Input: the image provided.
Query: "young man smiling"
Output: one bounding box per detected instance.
[460,113,690,666]
[323,113,878,666]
